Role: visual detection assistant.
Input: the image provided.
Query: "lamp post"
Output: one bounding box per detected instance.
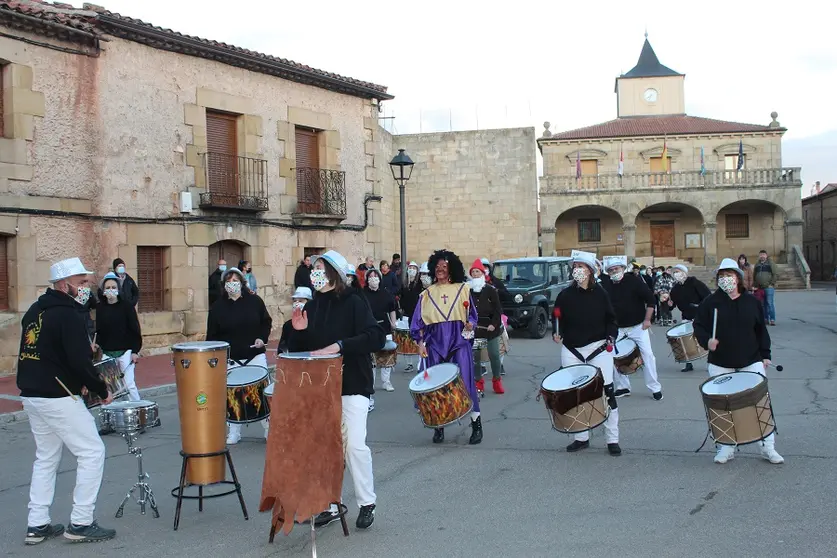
[389,149,415,285]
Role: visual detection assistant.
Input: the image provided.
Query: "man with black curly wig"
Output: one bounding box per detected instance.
[409,249,482,445]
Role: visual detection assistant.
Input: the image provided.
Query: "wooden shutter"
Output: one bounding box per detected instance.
[206,111,238,196]
[295,127,321,213]
[580,159,598,176]
[137,247,165,312]
[0,236,8,311]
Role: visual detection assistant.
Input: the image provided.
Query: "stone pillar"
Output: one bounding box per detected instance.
[622,224,637,259]
[703,222,717,266]
[785,218,804,265]
[541,228,556,256]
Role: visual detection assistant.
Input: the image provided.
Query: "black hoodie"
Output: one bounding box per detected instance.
[17,289,108,399]
[670,276,711,320]
[552,282,618,349]
[206,292,273,362]
[693,289,770,368]
[96,295,143,354]
[287,289,385,398]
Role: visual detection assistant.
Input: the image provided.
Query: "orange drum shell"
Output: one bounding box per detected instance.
[666,328,709,363]
[701,378,776,446]
[614,345,643,375]
[394,329,418,355]
[411,374,473,428]
[374,350,398,368]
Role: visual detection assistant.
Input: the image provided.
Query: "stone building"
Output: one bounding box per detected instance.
[538,38,806,280]
[802,183,837,281]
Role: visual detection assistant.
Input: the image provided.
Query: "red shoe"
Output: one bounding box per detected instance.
[492,377,505,394]
[475,378,485,393]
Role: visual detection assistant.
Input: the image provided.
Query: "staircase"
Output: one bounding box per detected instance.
[684,264,806,290]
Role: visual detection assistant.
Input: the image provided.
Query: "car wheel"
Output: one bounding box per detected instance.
[528,306,548,339]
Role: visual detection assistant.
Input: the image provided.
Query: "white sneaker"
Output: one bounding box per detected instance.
[714,445,735,464]
[226,434,241,445]
[382,381,395,392]
[368,397,375,412]
[761,446,784,464]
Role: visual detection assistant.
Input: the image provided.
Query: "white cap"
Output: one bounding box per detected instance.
[570,250,597,272]
[602,256,627,271]
[419,261,430,274]
[292,286,313,300]
[480,257,490,265]
[673,264,689,274]
[312,250,348,284]
[49,257,93,283]
[345,264,357,276]
[408,261,419,268]
[716,257,743,279]
[222,267,246,282]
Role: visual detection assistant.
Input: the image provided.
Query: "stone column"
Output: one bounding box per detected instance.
[785,218,804,265]
[541,228,556,256]
[622,224,636,259]
[703,222,717,266]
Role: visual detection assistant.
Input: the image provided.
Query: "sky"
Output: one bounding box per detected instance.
[89,0,835,195]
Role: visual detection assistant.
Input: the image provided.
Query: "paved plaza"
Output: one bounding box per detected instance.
[0,288,835,557]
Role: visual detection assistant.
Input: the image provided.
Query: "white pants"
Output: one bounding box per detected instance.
[115,350,140,401]
[561,340,619,444]
[342,395,376,507]
[23,396,106,527]
[613,324,662,394]
[707,361,777,449]
[227,353,270,439]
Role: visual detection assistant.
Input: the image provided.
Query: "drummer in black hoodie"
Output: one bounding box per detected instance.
[693,257,783,465]
[669,264,711,371]
[287,250,384,531]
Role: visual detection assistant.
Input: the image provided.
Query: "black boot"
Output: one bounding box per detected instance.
[681,362,694,372]
[566,440,589,452]
[469,416,483,445]
[432,428,444,443]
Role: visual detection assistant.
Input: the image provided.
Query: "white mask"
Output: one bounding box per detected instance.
[368,277,381,290]
[420,275,432,287]
[292,301,306,312]
[609,270,624,282]
[572,267,589,285]
[103,287,119,302]
[469,277,485,292]
[116,266,126,275]
[310,269,328,291]
[673,272,687,284]
[225,281,241,296]
[74,286,91,306]
[718,276,737,294]
[408,268,417,279]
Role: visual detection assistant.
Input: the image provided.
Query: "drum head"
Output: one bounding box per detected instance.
[102,400,156,410]
[615,338,637,355]
[409,363,459,393]
[279,352,337,360]
[542,364,598,392]
[667,322,693,338]
[227,365,268,386]
[173,341,229,351]
[382,340,398,351]
[701,371,764,395]
[265,383,275,396]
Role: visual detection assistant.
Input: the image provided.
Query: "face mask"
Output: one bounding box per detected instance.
[673,272,686,284]
[219,265,227,272]
[368,277,381,290]
[656,271,662,277]
[116,266,125,274]
[470,277,486,292]
[420,275,432,287]
[718,276,737,294]
[572,267,589,285]
[73,286,91,306]
[103,288,119,302]
[408,268,417,279]
[609,270,624,282]
[310,269,328,291]
[225,281,242,296]
[292,301,306,312]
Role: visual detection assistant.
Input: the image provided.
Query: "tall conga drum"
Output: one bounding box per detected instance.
[172,341,230,485]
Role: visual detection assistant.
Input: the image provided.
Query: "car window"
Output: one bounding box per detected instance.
[549,263,562,284]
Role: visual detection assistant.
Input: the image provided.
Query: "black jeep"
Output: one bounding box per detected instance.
[491,257,573,339]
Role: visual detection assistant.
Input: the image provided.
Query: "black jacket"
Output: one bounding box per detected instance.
[552,283,618,348]
[287,289,385,397]
[473,285,503,340]
[642,274,655,291]
[693,290,771,368]
[670,276,711,321]
[96,296,143,354]
[600,272,655,328]
[362,287,397,335]
[17,289,108,399]
[208,268,224,307]
[118,273,140,307]
[277,319,294,354]
[206,293,273,363]
[294,263,313,290]
[399,279,423,320]
[381,271,400,297]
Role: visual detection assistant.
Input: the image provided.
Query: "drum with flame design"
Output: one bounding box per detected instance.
[226,365,271,424]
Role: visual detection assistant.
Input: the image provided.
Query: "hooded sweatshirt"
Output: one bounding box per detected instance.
[17,289,108,399]
[693,289,770,368]
[670,276,711,321]
[206,292,273,363]
[96,294,143,355]
[552,282,618,349]
[600,271,655,327]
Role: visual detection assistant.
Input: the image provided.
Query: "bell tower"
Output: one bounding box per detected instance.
[615,36,685,118]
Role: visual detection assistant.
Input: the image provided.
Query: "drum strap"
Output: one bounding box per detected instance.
[567,343,608,365]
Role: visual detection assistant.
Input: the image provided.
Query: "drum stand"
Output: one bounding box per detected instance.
[115,429,160,519]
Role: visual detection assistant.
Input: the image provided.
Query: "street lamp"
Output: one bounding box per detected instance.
[389,149,415,285]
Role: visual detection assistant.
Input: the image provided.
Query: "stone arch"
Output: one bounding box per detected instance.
[634,201,706,262]
[554,204,625,256]
[715,199,787,263]
[208,239,250,274]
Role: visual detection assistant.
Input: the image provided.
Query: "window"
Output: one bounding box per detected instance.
[0,235,8,311]
[548,263,563,284]
[724,154,745,171]
[578,219,601,243]
[295,127,322,214]
[650,156,672,173]
[725,214,749,239]
[137,246,167,312]
[205,110,239,197]
[580,159,598,176]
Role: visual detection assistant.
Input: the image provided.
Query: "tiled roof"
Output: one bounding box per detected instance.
[0,1,392,100]
[544,115,783,141]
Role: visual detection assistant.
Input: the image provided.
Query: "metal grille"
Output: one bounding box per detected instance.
[200,152,269,211]
[725,214,749,239]
[295,167,347,216]
[577,219,601,243]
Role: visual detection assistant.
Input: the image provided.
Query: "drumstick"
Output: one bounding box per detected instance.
[92,333,97,346]
[767,363,784,372]
[55,377,78,401]
[711,308,718,340]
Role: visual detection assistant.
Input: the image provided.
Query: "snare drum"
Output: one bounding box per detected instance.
[395,327,418,355]
[666,322,708,363]
[226,365,271,424]
[374,339,398,368]
[84,358,128,408]
[473,338,488,350]
[409,363,473,428]
[613,338,643,375]
[264,382,275,411]
[700,371,776,446]
[100,400,160,433]
[539,364,608,434]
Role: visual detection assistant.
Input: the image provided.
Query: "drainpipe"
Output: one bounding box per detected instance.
[821,194,825,281]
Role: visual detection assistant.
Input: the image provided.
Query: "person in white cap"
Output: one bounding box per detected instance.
[600,256,663,400]
[288,250,384,529]
[398,261,423,372]
[345,264,361,291]
[17,257,116,544]
[668,263,711,372]
[553,250,622,455]
[692,258,783,465]
[418,261,432,289]
[277,286,313,354]
[363,267,398,395]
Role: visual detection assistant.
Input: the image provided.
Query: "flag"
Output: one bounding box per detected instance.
[700,146,706,176]
[737,139,744,170]
[661,137,668,173]
[617,147,624,176]
[576,150,581,179]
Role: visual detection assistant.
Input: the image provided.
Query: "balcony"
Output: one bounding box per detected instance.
[199,152,269,211]
[540,167,802,195]
[293,167,347,224]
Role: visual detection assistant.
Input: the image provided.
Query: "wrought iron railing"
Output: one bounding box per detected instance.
[295,167,347,216]
[199,152,268,211]
[540,167,802,194]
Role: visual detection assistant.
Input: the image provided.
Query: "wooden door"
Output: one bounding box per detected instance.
[295,127,321,213]
[650,222,675,257]
[208,241,245,274]
[206,111,239,198]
